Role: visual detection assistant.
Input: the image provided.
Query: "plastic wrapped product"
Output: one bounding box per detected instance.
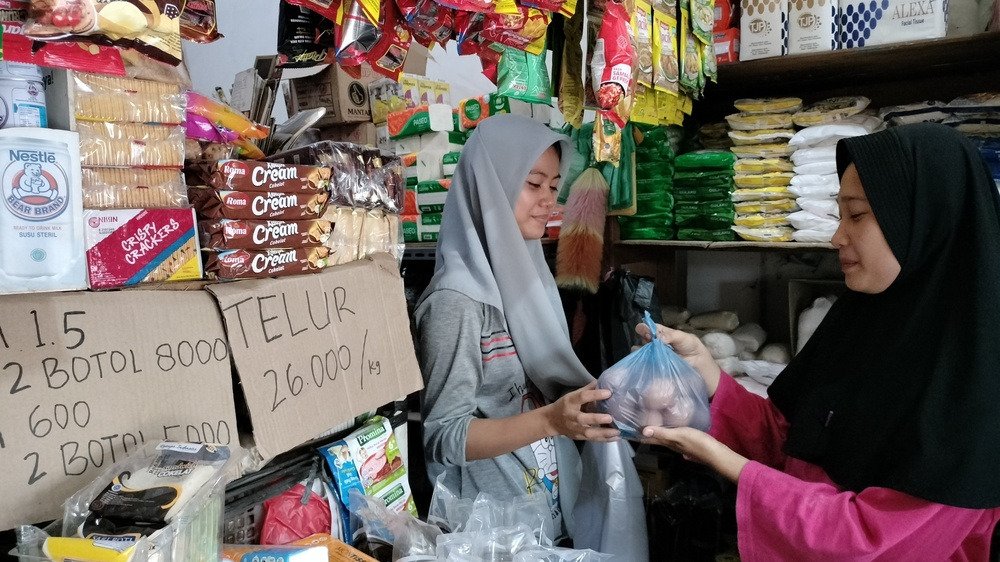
[497,44,552,104]
[209,160,330,193]
[189,188,329,221]
[676,227,735,241]
[199,219,332,250]
[733,172,794,189]
[734,198,798,214]
[731,186,794,201]
[222,545,328,562]
[716,355,742,375]
[689,310,739,331]
[789,184,838,199]
[733,97,803,114]
[205,247,330,279]
[792,228,836,243]
[701,331,738,359]
[731,225,794,242]
[180,0,221,43]
[674,149,737,171]
[793,161,838,176]
[725,112,794,131]
[787,210,839,231]
[732,322,767,353]
[730,143,794,159]
[78,122,185,168]
[514,547,613,561]
[734,158,794,174]
[791,145,837,166]
[798,296,835,351]
[727,129,796,145]
[796,197,839,218]
[597,312,711,438]
[74,73,186,124]
[792,96,871,127]
[789,123,870,148]
[790,173,839,187]
[735,213,792,228]
[759,342,791,363]
[82,168,187,209]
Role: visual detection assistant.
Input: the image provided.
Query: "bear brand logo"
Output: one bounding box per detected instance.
[3,155,69,222]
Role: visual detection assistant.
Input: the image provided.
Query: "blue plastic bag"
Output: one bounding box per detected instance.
[596,311,711,439]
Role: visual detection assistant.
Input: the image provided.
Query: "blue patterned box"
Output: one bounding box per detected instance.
[790,0,840,53]
[838,0,947,48]
[740,0,789,60]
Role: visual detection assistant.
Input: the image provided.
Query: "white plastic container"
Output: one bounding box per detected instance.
[0,62,47,129]
[0,129,86,294]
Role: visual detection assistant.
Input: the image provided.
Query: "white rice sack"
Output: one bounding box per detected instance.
[717,356,743,375]
[793,161,838,176]
[731,323,767,353]
[689,310,740,331]
[797,296,836,352]
[677,324,708,338]
[759,343,791,364]
[738,350,757,361]
[789,184,839,199]
[790,173,839,187]
[789,123,870,148]
[788,210,840,231]
[702,332,738,359]
[792,229,836,243]
[740,360,786,386]
[661,305,691,327]
[797,197,840,219]
[791,146,837,166]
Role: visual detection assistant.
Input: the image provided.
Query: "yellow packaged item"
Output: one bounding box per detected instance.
[734,158,794,174]
[734,198,799,214]
[793,96,871,127]
[725,112,794,131]
[735,213,792,228]
[732,225,795,242]
[631,84,660,125]
[732,187,794,201]
[734,97,803,114]
[734,172,794,188]
[728,129,796,145]
[633,1,654,87]
[731,143,795,159]
[652,8,680,95]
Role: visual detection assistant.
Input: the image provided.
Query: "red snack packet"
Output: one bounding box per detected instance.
[592,0,636,127]
[180,0,222,43]
[366,1,412,79]
[337,0,381,66]
[407,0,453,47]
[454,10,484,54]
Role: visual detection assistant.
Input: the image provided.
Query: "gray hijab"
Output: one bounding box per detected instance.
[415,114,594,400]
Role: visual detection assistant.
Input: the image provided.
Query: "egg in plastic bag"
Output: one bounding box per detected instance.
[596,311,711,439]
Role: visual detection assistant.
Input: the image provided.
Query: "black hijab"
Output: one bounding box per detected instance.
[767,123,1000,509]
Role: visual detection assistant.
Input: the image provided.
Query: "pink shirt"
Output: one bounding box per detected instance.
[710,374,1000,561]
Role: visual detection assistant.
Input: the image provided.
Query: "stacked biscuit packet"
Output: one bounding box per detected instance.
[725,97,800,242]
[74,72,204,289]
[188,160,335,280]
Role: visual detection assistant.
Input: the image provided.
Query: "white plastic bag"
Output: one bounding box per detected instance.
[572,441,648,561]
[793,161,838,176]
[788,210,840,231]
[797,296,836,352]
[797,198,839,219]
[789,123,870,148]
[792,229,836,243]
[791,145,837,166]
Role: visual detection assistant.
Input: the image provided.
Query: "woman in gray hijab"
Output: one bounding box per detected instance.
[414,114,627,544]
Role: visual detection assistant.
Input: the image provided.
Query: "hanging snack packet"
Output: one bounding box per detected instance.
[594,113,623,164]
[286,0,342,21]
[454,9,486,53]
[592,0,637,127]
[690,0,713,45]
[180,0,221,43]
[25,0,183,65]
[597,312,711,439]
[497,44,552,104]
[651,6,679,95]
[559,8,585,127]
[433,0,518,14]
[702,40,716,83]
[187,91,269,139]
[277,2,336,67]
[632,0,654,87]
[338,0,382,66]
[408,0,454,47]
[482,6,549,54]
[678,0,703,96]
[366,2,412,80]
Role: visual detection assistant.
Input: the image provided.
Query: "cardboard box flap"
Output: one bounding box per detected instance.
[207,254,422,461]
[0,291,239,531]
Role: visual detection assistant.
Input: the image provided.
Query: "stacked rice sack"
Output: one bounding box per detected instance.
[786,98,883,243]
[672,150,737,241]
[725,98,801,242]
[620,128,678,241]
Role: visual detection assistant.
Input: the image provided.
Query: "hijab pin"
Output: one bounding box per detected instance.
[825,410,835,427]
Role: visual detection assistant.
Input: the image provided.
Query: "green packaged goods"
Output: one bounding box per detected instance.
[674,183,732,202]
[497,45,553,105]
[674,203,735,229]
[673,169,735,183]
[674,149,737,171]
[635,191,675,214]
[619,225,673,240]
[636,178,673,194]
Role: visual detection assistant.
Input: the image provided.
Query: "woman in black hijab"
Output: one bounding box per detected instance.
[641,123,1000,560]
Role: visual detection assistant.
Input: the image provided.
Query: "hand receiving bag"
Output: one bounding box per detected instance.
[596,311,711,438]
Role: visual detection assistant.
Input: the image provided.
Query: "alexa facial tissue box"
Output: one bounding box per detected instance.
[789,0,839,53]
[838,0,946,48]
[740,0,789,60]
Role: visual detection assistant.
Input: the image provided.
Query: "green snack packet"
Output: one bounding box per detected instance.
[497,45,552,105]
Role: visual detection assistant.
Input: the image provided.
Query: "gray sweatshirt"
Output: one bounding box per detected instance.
[417,288,577,536]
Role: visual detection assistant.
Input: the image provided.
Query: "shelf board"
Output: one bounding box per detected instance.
[615,240,835,251]
[717,33,1000,88]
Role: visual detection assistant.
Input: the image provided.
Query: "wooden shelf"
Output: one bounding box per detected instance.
[615,240,835,251]
[698,32,1000,120]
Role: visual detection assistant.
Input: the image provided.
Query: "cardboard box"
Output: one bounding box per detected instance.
[740,0,788,60]
[84,208,203,289]
[319,122,380,147]
[206,255,423,462]
[788,278,846,353]
[0,290,240,530]
[290,64,378,127]
[838,0,946,48]
[789,0,838,53]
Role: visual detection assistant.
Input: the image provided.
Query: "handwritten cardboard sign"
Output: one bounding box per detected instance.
[0,291,239,531]
[208,254,423,461]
